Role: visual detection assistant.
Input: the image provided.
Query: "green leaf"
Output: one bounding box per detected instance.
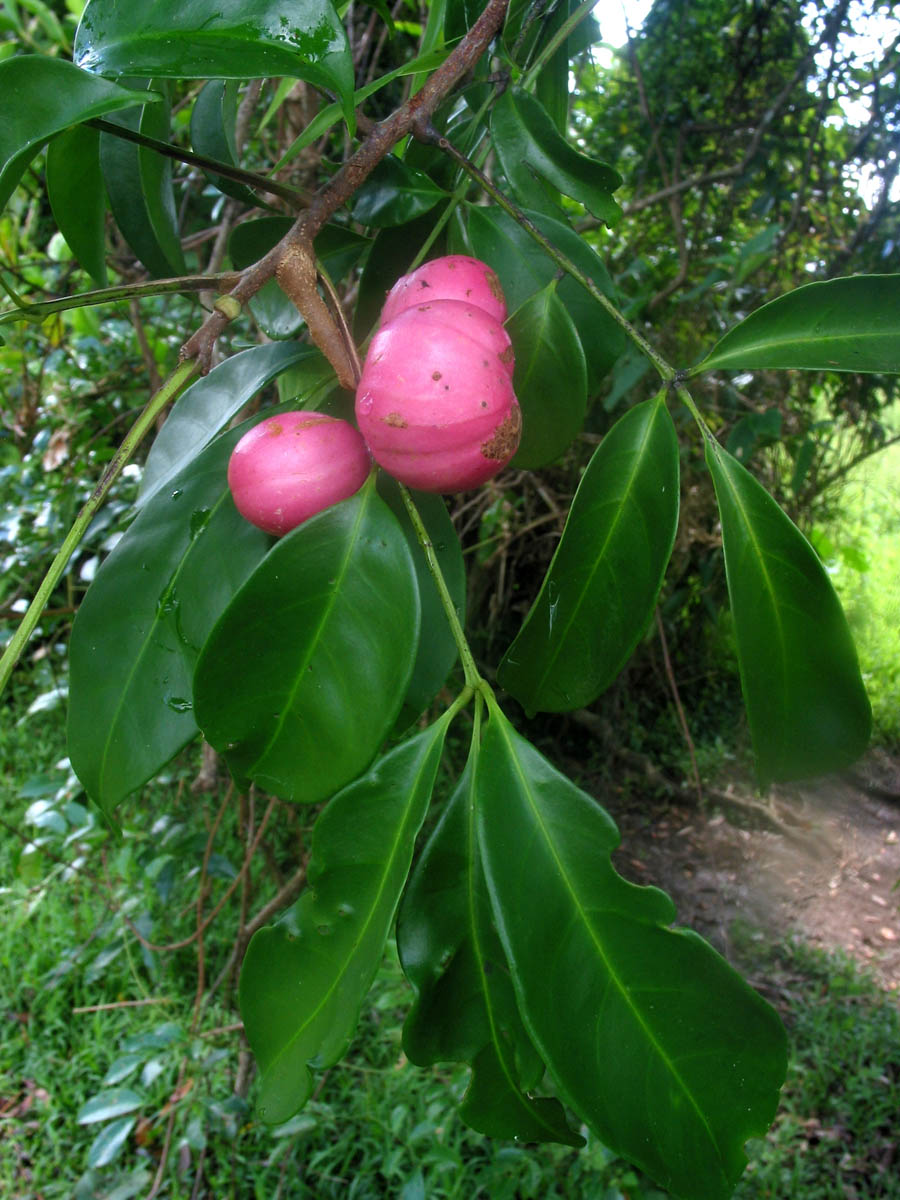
[100,101,182,278]
[0,56,156,213]
[139,343,329,507]
[136,86,186,276]
[240,719,450,1123]
[68,429,269,817]
[491,90,622,224]
[397,753,582,1145]
[189,79,259,206]
[77,1088,144,1124]
[193,477,420,802]
[466,205,626,393]
[378,480,466,724]
[350,155,447,228]
[507,282,587,469]
[74,0,355,131]
[476,708,788,1200]
[46,125,108,286]
[704,438,871,783]
[500,395,679,714]
[87,1116,136,1168]
[694,276,900,375]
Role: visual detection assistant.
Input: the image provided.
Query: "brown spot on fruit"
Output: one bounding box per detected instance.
[266,422,284,436]
[486,268,504,304]
[481,406,522,461]
[432,371,442,381]
[499,344,515,365]
[384,411,408,428]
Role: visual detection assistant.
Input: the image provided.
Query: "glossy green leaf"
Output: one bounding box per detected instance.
[353,212,443,339]
[491,90,622,224]
[74,0,355,130]
[77,1088,143,1124]
[240,719,450,1123]
[46,125,107,286]
[87,1116,136,1168]
[194,477,420,802]
[476,708,788,1200]
[100,103,182,278]
[694,275,900,375]
[351,155,446,228]
[378,480,466,724]
[466,204,626,393]
[705,437,871,784]
[189,79,259,206]
[229,218,368,339]
[139,343,329,507]
[0,56,156,213]
[398,755,582,1145]
[500,395,679,714]
[68,429,269,817]
[137,87,186,276]
[507,282,587,469]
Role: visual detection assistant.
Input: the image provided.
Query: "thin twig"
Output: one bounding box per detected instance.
[655,608,703,806]
[72,997,174,1014]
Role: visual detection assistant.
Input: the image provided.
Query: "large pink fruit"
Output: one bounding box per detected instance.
[228,412,370,535]
[356,300,521,493]
[380,255,507,327]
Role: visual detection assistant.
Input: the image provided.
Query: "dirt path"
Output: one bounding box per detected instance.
[609,749,900,990]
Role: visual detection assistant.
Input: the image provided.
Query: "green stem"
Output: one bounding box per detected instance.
[675,383,715,440]
[520,0,599,90]
[0,275,239,327]
[398,484,485,692]
[436,135,675,383]
[0,359,198,699]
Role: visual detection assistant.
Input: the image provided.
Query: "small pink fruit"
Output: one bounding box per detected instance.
[356,301,521,493]
[228,412,370,535]
[380,255,507,327]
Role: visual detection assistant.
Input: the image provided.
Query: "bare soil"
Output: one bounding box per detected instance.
[607,748,900,990]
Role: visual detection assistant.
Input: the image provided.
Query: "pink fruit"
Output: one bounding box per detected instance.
[228,412,370,535]
[380,255,507,327]
[356,300,521,493]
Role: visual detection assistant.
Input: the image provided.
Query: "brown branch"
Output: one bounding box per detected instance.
[180,0,510,374]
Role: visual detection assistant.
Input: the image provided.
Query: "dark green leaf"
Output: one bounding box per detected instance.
[398,754,582,1145]
[351,155,446,228]
[68,430,269,817]
[476,708,788,1200]
[240,720,450,1123]
[507,282,587,468]
[139,343,330,507]
[0,56,155,213]
[466,205,626,393]
[500,394,679,714]
[705,437,871,783]
[353,212,444,340]
[378,480,466,723]
[694,276,900,375]
[137,87,186,275]
[190,80,259,206]
[193,477,420,802]
[491,90,622,224]
[100,101,181,278]
[46,125,108,286]
[74,0,355,130]
[77,1088,144,1125]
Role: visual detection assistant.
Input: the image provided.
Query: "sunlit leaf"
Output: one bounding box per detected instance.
[241,719,450,1123]
[87,1116,136,1168]
[193,477,420,802]
[500,394,679,714]
[476,707,788,1200]
[77,1088,143,1124]
[705,437,871,783]
[694,275,900,375]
